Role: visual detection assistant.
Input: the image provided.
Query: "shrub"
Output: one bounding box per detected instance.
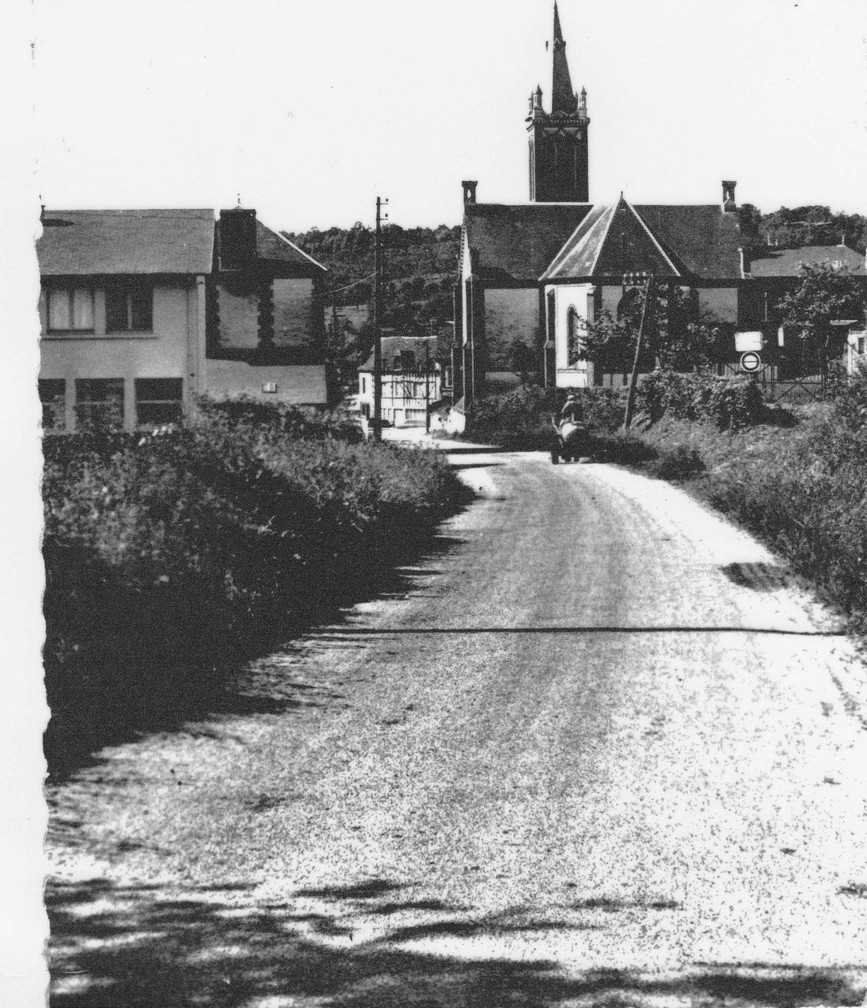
[649,444,706,481]
[466,384,626,448]
[638,370,765,430]
[42,406,465,773]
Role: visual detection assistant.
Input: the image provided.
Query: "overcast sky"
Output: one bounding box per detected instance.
[29,0,867,232]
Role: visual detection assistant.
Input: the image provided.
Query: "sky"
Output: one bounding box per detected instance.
[25,0,867,233]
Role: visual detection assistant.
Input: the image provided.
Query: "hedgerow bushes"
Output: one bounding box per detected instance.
[635,372,867,624]
[43,400,466,772]
[637,370,765,430]
[465,385,626,449]
[465,373,771,450]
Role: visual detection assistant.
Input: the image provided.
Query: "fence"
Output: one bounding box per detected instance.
[718,362,825,404]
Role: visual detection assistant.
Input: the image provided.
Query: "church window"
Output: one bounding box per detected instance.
[567,306,584,366]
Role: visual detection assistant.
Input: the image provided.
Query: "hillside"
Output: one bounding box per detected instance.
[283,223,462,336]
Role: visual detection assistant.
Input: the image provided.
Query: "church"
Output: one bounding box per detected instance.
[453,3,863,405]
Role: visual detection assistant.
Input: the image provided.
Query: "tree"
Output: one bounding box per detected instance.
[777,263,866,380]
[573,284,726,375]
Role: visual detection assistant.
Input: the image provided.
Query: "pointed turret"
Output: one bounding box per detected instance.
[551,2,577,113]
[527,3,590,202]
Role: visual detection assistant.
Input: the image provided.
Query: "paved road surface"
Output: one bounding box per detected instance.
[47,453,867,1007]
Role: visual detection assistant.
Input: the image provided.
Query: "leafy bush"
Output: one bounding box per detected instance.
[197,395,364,443]
[42,407,465,772]
[466,384,626,448]
[649,444,706,481]
[632,390,867,625]
[638,370,765,430]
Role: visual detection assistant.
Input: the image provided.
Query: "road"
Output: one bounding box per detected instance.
[47,451,867,1007]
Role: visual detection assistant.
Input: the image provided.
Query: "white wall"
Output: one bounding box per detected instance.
[548,282,594,388]
[39,280,198,429]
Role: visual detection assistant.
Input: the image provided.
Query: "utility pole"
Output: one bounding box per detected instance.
[425,321,435,433]
[623,272,653,433]
[372,196,388,441]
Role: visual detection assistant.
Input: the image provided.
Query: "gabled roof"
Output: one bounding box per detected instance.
[252,219,327,272]
[38,209,215,276]
[542,200,742,282]
[747,244,866,278]
[359,335,439,372]
[463,203,595,280]
[634,204,742,279]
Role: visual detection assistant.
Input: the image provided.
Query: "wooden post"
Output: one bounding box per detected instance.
[372,196,387,440]
[623,273,654,433]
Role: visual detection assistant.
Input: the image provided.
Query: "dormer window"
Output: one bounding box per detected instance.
[106,283,153,332]
[47,286,94,332]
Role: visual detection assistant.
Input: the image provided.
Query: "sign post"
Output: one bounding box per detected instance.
[740,351,762,374]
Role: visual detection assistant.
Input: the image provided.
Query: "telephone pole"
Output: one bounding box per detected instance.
[372,196,388,441]
[623,272,653,433]
[425,322,434,433]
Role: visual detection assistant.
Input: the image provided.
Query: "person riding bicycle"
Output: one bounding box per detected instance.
[556,392,583,426]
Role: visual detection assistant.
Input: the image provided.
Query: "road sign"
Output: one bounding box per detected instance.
[735,331,763,353]
[740,351,762,373]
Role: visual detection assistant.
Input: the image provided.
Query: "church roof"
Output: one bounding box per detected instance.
[746,244,866,277]
[541,200,742,281]
[463,203,595,281]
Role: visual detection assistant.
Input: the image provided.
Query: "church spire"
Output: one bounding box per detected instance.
[526,2,590,202]
[551,2,577,113]
[553,0,564,41]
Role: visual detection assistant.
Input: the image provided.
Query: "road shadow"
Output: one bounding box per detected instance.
[47,877,866,1008]
[44,516,472,781]
[720,562,791,593]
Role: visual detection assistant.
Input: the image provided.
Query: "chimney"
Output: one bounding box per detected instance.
[462,181,478,205]
[739,247,751,277]
[219,207,257,269]
[722,180,737,213]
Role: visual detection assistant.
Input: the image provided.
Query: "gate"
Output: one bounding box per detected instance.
[719,363,825,404]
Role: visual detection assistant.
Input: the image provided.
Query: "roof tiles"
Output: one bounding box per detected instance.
[38,209,215,276]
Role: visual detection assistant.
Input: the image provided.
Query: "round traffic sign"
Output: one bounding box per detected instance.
[740,351,762,373]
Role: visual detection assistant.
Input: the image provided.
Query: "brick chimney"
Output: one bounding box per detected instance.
[462,181,478,205]
[722,180,737,213]
[219,207,257,269]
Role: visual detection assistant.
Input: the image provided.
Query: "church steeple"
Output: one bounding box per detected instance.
[526,3,590,202]
[551,2,577,113]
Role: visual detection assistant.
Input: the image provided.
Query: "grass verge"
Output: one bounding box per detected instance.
[43,400,470,776]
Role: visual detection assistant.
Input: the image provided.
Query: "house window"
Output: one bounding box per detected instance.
[360,375,367,395]
[75,378,124,427]
[106,283,153,332]
[38,379,66,431]
[47,286,94,331]
[135,378,183,426]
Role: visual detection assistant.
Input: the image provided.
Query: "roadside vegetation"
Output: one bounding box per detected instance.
[467,371,867,628]
[42,398,468,775]
[464,258,867,628]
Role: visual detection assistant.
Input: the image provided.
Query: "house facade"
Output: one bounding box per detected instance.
[358,336,445,428]
[38,207,328,431]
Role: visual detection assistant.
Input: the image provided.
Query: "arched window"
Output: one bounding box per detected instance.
[567,306,583,366]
